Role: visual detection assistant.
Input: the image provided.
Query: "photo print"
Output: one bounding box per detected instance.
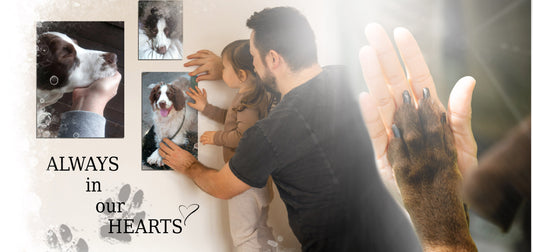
[36,22,124,138]
[142,72,198,170]
[138,0,184,60]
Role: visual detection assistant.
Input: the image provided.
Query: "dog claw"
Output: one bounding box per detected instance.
[392,124,401,138]
[441,112,447,124]
[423,88,430,99]
[402,90,411,104]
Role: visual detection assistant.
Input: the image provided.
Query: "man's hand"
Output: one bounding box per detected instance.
[159,138,198,176]
[159,138,251,199]
[184,50,223,82]
[358,23,477,196]
[71,71,122,116]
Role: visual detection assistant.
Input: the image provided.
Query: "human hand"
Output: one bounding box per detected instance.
[186,86,208,112]
[200,131,216,145]
[184,50,223,82]
[358,23,477,197]
[159,138,198,175]
[71,71,122,116]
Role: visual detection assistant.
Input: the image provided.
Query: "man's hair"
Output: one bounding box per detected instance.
[246,7,318,71]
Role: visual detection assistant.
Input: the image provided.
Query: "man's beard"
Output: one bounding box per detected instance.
[260,69,281,97]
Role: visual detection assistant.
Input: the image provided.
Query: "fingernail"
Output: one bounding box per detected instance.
[441,112,447,124]
[423,88,430,99]
[392,124,401,138]
[402,90,411,104]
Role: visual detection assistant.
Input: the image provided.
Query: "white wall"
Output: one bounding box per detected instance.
[20,0,342,251]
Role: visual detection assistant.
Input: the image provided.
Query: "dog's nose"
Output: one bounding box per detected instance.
[158,102,167,109]
[103,53,117,65]
[156,46,167,55]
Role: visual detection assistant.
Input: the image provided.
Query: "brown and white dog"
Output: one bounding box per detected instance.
[147,79,196,166]
[37,32,118,109]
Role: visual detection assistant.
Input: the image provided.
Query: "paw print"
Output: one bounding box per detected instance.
[99,184,145,243]
[46,224,88,252]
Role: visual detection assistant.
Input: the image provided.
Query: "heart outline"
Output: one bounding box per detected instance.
[179,204,199,226]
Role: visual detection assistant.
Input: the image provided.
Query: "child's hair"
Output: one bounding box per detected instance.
[221,40,279,117]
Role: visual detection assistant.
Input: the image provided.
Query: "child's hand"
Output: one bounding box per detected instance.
[186,86,208,112]
[200,131,216,145]
[184,50,223,81]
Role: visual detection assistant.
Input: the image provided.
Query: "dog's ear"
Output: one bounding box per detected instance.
[168,84,186,111]
[148,83,161,106]
[172,77,190,90]
[37,33,76,90]
[151,7,160,16]
[165,15,177,37]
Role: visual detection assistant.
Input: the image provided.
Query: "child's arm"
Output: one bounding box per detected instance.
[210,107,260,148]
[187,86,227,124]
[203,104,227,125]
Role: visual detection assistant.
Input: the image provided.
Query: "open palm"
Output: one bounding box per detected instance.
[358,24,478,200]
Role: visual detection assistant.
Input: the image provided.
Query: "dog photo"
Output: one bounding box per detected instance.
[36,22,124,138]
[138,1,184,60]
[142,72,198,170]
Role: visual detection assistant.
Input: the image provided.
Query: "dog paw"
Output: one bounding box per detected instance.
[388,89,458,186]
[147,149,164,166]
[46,224,88,252]
[387,89,476,250]
[173,133,188,146]
[99,184,145,243]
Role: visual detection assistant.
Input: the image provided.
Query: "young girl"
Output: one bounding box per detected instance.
[187,40,276,251]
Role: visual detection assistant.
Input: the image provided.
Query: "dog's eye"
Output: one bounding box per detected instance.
[164,27,170,36]
[151,28,158,35]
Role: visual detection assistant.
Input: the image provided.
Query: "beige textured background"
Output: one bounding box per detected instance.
[6,0,340,251]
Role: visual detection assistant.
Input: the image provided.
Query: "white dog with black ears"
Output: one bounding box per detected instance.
[147,78,197,167]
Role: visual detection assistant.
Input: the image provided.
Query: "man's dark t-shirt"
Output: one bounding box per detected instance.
[229,66,421,251]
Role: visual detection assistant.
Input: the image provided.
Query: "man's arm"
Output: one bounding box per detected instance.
[159,138,250,199]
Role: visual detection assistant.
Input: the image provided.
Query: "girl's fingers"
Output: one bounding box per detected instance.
[189,87,200,95]
[197,49,213,55]
[195,86,202,95]
[188,64,209,77]
[186,51,210,60]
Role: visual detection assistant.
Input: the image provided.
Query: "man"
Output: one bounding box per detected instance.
[161,7,420,251]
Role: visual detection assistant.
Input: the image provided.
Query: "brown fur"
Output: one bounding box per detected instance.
[388,90,477,251]
[464,116,530,232]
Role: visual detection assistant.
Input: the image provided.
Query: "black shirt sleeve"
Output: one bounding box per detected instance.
[229,124,277,188]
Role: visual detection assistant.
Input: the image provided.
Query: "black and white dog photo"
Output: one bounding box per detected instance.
[138,1,183,60]
[36,22,124,138]
[142,73,198,170]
